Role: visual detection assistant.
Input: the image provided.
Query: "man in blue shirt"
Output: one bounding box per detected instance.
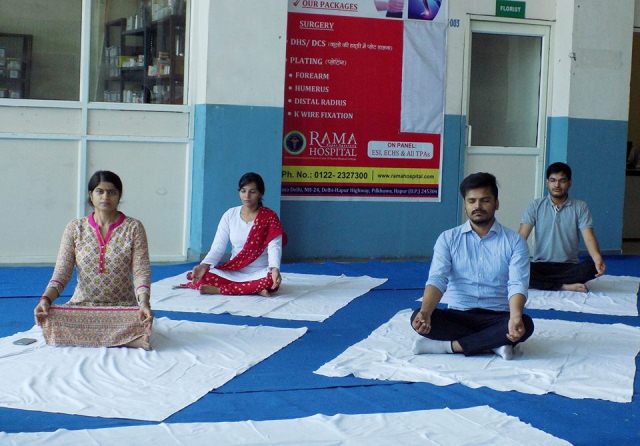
[411,172,534,360]
[519,162,605,292]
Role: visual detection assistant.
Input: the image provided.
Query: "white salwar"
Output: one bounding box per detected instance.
[201,206,282,282]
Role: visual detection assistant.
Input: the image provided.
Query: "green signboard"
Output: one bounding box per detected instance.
[496,0,526,19]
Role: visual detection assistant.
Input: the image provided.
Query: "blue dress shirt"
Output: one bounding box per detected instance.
[427,220,529,312]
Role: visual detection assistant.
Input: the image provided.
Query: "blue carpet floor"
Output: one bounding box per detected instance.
[0,256,639,444]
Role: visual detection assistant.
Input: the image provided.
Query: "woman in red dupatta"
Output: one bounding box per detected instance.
[188,172,286,297]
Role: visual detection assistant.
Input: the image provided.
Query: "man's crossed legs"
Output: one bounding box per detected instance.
[529,259,597,292]
[410,308,535,360]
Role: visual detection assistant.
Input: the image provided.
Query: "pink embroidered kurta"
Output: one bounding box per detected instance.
[48,213,151,307]
[42,305,152,350]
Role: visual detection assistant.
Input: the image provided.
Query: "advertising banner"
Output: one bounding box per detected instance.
[282,0,447,201]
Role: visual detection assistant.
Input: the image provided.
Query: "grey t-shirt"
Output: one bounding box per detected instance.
[521,196,593,263]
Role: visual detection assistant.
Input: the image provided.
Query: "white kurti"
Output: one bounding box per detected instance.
[201,206,282,282]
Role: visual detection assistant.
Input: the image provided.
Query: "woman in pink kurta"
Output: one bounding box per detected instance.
[34,171,152,327]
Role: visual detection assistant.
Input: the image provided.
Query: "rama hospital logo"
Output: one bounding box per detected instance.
[284,130,307,155]
[284,130,357,158]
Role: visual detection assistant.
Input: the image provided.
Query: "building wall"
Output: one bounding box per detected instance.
[278,4,463,260]
[188,0,634,260]
[280,114,464,260]
[0,1,193,264]
[0,0,634,263]
[190,103,285,256]
[282,0,622,258]
[189,0,288,258]
[547,0,634,252]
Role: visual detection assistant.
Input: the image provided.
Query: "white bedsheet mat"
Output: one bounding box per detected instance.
[0,318,306,421]
[526,275,639,316]
[0,406,569,446]
[316,309,640,402]
[151,272,387,321]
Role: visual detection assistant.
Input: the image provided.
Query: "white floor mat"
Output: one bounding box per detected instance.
[0,318,306,421]
[526,275,639,316]
[151,272,387,321]
[0,406,569,445]
[315,309,640,402]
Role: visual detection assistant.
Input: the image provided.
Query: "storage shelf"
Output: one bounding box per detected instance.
[0,32,32,99]
[103,5,185,104]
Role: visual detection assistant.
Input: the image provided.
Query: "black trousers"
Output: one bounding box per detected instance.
[410,308,535,356]
[529,260,597,290]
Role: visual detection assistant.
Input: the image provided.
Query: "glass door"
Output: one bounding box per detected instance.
[463,20,550,232]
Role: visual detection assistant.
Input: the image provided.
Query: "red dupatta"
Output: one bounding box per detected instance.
[180,207,286,289]
[216,206,286,272]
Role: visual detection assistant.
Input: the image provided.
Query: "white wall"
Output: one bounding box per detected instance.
[188,0,210,105]
[550,0,575,118]
[87,141,189,259]
[550,0,635,120]
[205,0,288,107]
[568,0,634,120]
[0,139,78,261]
[0,104,192,263]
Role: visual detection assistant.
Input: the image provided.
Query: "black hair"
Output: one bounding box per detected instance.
[546,162,572,180]
[87,170,123,205]
[238,172,265,206]
[459,172,498,199]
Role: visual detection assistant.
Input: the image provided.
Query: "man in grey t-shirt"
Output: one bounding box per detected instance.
[519,162,606,292]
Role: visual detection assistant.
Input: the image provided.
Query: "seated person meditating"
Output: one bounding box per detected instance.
[33,170,152,348]
[411,172,534,360]
[519,162,606,292]
[188,172,285,297]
